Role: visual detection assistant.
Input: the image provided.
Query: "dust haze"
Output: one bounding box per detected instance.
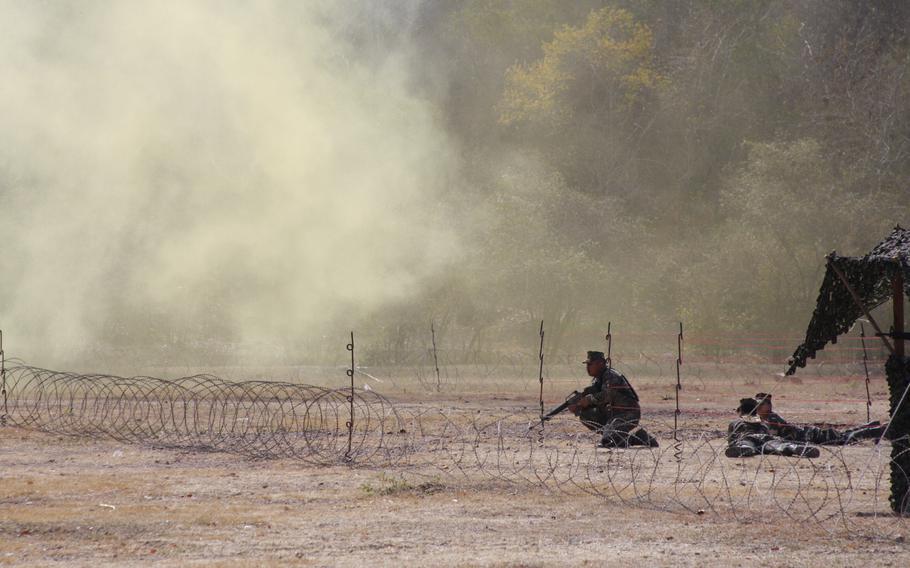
[0,1,458,365]
[1,1,909,367]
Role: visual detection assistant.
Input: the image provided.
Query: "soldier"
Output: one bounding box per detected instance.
[751,392,887,445]
[568,351,658,448]
[726,397,820,458]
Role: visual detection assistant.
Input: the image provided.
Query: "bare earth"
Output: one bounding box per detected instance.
[3,382,910,567]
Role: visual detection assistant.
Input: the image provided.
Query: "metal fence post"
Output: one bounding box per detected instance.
[344,331,355,462]
[431,322,441,392]
[604,322,612,369]
[537,320,545,426]
[0,330,6,424]
[674,322,684,462]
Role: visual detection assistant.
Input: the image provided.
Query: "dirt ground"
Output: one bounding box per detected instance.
[3,380,910,567]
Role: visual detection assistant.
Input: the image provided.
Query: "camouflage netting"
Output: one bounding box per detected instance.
[787,225,910,514]
[887,355,910,515]
[787,226,910,375]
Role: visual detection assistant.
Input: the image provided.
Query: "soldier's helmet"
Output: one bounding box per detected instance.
[583,351,606,364]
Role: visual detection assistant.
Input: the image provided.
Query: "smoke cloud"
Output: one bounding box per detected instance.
[0,1,458,364]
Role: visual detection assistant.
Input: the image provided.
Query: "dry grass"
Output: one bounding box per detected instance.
[2,422,909,565]
[1,363,907,565]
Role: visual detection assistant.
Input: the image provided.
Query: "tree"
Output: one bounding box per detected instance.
[498,6,664,194]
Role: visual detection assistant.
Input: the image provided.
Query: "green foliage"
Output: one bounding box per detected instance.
[666,138,905,332]
[420,1,910,342]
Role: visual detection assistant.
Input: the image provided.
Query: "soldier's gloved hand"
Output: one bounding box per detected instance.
[577,397,592,410]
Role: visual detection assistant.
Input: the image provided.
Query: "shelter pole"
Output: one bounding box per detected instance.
[829,260,894,354]
[887,272,908,514]
[860,324,872,422]
[894,273,905,358]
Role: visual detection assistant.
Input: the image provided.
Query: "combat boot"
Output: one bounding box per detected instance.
[776,441,820,458]
[725,441,759,458]
[627,428,659,448]
[843,422,887,444]
[598,431,627,448]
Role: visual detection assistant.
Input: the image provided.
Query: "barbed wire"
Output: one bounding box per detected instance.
[1,365,407,465]
[1,364,907,537]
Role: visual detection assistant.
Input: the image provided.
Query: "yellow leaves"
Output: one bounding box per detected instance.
[622,66,664,100]
[499,6,663,126]
[500,57,571,126]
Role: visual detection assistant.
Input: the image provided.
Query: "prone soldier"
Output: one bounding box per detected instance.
[726,397,820,458]
[751,392,887,445]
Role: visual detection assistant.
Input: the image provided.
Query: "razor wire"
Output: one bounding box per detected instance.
[1,363,907,537]
[1,365,408,465]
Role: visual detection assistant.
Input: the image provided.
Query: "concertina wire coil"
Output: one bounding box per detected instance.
[1,364,908,536]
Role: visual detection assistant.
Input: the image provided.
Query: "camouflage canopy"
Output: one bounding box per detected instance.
[787,226,910,375]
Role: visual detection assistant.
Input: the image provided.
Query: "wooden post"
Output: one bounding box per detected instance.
[860,324,872,422]
[830,260,894,354]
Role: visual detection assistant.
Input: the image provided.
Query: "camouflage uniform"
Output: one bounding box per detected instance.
[575,365,657,447]
[754,393,886,445]
[763,411,885,445]
[726,415,820,458]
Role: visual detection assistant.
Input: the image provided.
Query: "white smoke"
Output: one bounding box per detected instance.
[0,1,458,364]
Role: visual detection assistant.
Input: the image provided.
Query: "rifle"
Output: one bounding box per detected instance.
[542,387,595,421]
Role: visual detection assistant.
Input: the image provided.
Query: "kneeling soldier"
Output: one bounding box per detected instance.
[569,351,658,448]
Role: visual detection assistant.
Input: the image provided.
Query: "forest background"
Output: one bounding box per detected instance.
[355,0,910,363]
